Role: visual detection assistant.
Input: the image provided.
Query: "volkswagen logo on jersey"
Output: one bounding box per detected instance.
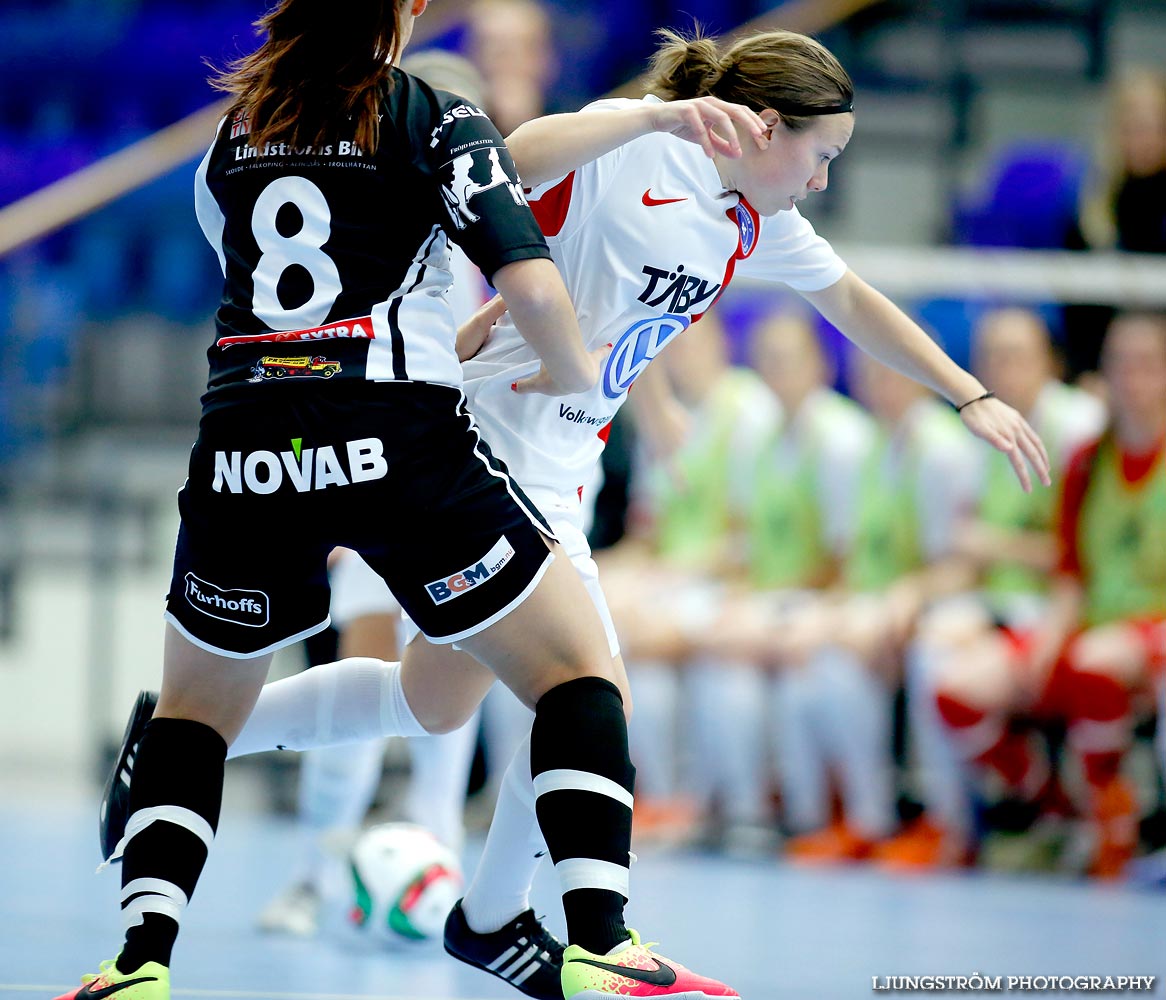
[602,314,691,399]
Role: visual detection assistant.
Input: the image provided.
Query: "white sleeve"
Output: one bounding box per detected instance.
[915,429,981,560]
[815,417,874,554]
[735,206,848,291]
[194,118,228,275]
[524,97,647,244]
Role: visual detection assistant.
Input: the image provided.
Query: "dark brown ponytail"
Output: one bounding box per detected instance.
[644,27,725,101]
[645,26,854,133]
[212,0,402,153]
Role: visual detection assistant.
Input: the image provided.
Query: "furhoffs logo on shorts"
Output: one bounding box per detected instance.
[185,573,270,627]
[425,536,515,605]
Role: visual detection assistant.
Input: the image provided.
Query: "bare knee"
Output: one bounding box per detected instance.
[916,597,993,648]
[934,636,1017,714]
[400,639,494,734]
[418,703,480,735]
[1066,625,1148,688]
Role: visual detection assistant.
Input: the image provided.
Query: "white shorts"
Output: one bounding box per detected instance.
[329,548,402,630]
[400,487,620,658]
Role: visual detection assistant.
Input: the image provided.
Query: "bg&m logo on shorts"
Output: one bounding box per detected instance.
[185,573,270,627]
[426,536,515,604]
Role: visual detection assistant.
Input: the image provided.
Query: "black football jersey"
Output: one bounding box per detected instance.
[194,68,550,399]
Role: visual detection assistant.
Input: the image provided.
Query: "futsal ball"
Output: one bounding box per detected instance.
[348,822,463,944]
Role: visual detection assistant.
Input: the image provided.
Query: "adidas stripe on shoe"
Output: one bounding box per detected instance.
[443,898,565,1000]
[99,690,158,863]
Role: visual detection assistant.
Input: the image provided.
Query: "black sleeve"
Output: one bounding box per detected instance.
[423,89,552,281]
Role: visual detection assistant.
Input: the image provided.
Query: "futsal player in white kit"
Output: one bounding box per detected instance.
[103,25,1050,1000]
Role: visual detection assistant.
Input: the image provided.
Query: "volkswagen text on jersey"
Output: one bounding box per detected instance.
[212,437,388,494]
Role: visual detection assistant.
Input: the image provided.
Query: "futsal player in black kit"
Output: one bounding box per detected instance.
[55,1,740,998]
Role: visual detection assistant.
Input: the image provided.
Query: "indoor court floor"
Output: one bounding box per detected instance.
[2,773,1162,1000]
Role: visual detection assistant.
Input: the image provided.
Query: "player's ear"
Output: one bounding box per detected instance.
[759,109,780,139]
[410,0,429,15]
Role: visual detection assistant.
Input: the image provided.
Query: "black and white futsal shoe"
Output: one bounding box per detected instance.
[444,898,566,1000]
[98,689,157,863]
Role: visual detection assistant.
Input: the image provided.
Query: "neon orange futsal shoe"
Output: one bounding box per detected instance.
[561,929,739,998]
[784,819,873,865]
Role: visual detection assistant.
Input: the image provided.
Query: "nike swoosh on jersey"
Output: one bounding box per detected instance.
[76,976,159,999]
[570,956,679,986]
[642,189,688,207]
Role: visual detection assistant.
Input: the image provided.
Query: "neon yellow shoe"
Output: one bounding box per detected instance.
[51,958,169,1000]
[562,929,740,998]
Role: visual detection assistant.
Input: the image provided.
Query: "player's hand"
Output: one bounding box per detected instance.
[512,343,613,396]
[649,96,770,159]
[958,396,1051,493]
[456,294,507,362]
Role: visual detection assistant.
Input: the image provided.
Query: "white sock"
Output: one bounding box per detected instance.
[771,665,831,833]
[228,657,427,759]
[292,739,386,889]
[460,733,545,934]
[404,712,481,855]
[815,646,896,840]
[905,639,972,837]
[627,660,681,799]
[480,683,535,798]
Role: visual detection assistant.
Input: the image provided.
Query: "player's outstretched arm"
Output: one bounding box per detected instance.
[801,269,1051,492]
[506,97,769,187]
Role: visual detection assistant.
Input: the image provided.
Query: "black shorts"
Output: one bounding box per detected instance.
[164,380,554,658]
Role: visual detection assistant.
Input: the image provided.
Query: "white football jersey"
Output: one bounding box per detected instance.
[462,96,848,497]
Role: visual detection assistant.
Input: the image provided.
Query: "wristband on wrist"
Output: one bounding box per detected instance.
[956,390,996,414]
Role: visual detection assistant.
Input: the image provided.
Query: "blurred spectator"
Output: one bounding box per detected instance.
[885,308,1105,871]
[692,311,875,854]
[1074,69,1166,254]
[778,350,980,864]
[465,0,558,135]
[934,311,1166,879]
[600,313,777,849]
[1064,69,1166,378]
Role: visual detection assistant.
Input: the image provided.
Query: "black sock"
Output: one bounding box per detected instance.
[116,717,227,972]
[530,676,634,954]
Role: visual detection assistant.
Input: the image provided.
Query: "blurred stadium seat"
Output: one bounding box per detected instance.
[952,141,1091,249]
